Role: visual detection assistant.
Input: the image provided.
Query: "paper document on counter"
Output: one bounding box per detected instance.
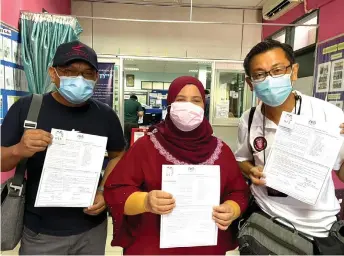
[264,112,344,205]
[35,129,107,207]
[160,165,220,248]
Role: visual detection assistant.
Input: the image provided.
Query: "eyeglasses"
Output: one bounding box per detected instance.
[57,67,96,80]
[250,64,292,83]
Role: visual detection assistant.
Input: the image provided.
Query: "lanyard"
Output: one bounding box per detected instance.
[262,94,302,164]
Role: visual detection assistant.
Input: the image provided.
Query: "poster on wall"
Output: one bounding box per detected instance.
[4,66,14,90]
[313,33,344,110]
[1,22,30,125]
[92,63,114,108]
[315,62,331,93]
[0,36,3,60]
[3,36,12,62]
[329,100,343,109]
[330,59,344,92]
[126,74,135,87]
[12,41,18,64]
[142,81,153,90]
[215,100,230,118]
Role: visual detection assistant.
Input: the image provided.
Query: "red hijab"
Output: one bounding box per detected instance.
[150,76,218,164]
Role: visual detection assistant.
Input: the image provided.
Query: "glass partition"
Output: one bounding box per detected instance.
[121,57,213,126]
[272,29,286,43]
[215,71,245,118]
[113,64,120,114]
[211,62,248,125]
[293,11,318,51]
[117,57,252,127]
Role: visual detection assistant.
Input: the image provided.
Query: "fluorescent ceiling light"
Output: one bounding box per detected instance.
[189,70,198,73]
[125,67,139,71]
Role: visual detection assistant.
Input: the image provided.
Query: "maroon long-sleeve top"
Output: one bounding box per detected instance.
[104,136,249,255]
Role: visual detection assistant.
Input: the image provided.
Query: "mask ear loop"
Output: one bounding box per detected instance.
[290,66,295,89]
[52,68,61,91]
[53,68,63,80]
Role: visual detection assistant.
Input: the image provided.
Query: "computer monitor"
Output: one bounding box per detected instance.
[151,113,162,124]
[142,113,153,125]
[142,113,162,126]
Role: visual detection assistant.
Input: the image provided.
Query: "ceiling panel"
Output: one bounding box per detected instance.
[124,59,212,73]
[78,0,265,8]
[182,0,264,8]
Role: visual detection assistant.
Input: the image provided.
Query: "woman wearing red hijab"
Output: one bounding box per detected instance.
[104,76,249,255]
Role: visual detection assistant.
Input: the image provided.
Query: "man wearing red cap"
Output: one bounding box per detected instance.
[1,41,125,254]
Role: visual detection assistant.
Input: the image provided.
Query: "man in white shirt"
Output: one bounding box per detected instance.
[235,39,344,238]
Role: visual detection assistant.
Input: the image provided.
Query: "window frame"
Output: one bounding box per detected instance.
[268,9,319,53]
[271,29,287,44]
[292,10,319,52]
[211,68,247,126]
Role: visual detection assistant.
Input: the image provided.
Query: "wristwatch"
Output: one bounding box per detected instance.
[97,186,104,193]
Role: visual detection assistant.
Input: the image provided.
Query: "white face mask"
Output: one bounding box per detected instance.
[169,102,204,132]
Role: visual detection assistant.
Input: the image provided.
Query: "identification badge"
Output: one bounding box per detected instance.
[253,136,267,152]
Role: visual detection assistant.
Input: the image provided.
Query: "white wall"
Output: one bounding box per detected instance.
[213,126,239,150]
[71,1,262,60]
[293,76,314,96]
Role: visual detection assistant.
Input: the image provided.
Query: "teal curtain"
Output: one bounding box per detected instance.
[21,12,83,94]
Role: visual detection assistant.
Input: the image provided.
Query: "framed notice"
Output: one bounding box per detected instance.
[315,62,331,93]
[153,82,164,90]
[126,74,135,87]
[330,59,344,92]
[163,82,171,90]
[328,100,343,109]
[141,81,153,90]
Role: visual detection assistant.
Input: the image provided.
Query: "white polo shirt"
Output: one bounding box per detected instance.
[235,91,344,238]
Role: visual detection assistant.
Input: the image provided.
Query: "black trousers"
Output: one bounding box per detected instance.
[124,122,139,150]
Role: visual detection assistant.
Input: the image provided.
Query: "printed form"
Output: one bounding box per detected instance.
[264,112,344,205]
[35,129,107,208]
[160,165,220,248]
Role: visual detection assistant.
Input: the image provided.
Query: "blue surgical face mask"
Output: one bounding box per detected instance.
[55,69,96,104]
[253,73,293,107]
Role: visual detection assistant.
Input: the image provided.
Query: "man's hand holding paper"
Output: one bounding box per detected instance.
[264,112,344,205]
[248,165,266,185]
[13,129,52,158]
[35,129,108,208]
[84,192,107,216]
